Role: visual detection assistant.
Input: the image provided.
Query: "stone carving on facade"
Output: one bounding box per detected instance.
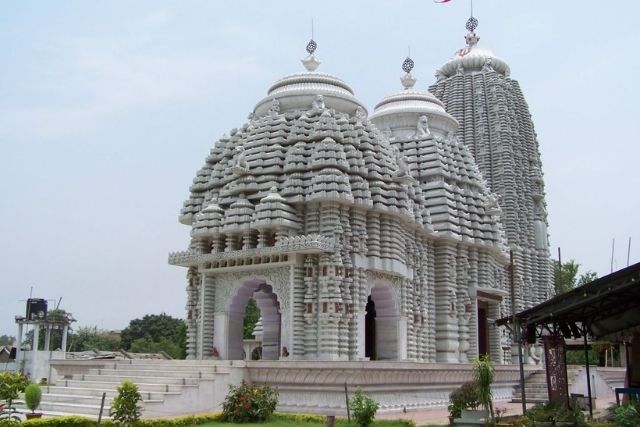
[232,145,249,176]
[312,94,325,112]
[211,266,290,312]
[355,106,367,121]
[415,115,431,138]
[482,57,494,72]
[268,98,280,117]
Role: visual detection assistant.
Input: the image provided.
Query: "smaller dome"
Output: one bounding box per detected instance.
[253,49,366,117]
[370,61,458,138]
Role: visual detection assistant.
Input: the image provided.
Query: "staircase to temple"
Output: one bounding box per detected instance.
[512,365,584,403]
[15,359,239,419]
[512,366,627,404]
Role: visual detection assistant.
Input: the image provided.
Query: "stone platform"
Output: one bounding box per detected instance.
[26,359,540,418]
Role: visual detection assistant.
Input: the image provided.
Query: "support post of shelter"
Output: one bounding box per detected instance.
[583,325,593,418]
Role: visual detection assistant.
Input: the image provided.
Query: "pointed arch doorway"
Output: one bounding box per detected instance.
[226,280,281,360]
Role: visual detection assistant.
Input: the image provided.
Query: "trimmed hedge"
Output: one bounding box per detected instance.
[0,412,415,427]
[9,414,222,427]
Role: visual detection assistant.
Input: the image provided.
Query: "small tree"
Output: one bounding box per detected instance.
[110,380,142,424]
[473,355,495,420]
[349,388,379,427]
[24,383,42,413]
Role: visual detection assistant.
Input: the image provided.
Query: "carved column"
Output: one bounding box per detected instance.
[434,242,459,362]
[200,274,215,358]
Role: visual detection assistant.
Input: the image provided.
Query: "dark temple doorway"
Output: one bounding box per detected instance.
[365,295,377,360]
[478,300,489,356]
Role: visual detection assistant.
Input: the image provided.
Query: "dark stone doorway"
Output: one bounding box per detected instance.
[478,300,489,357]
[365,295,377,360]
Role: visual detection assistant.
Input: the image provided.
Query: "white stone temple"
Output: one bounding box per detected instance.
[169,18,551,364]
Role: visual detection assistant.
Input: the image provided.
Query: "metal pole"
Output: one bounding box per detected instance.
[97,392,106,425]
[344,382,350,422]
[509,250,527,415]
[583,326,593,418]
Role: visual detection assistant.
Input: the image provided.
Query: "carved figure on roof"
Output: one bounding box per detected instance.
[415,115,431,138]
[268,99,280,118]
[392,147,412,182]
[355,106,367,121]
[232,145,249,175]
[383,126,397,142]
[312,94,325,112]
[482,57,494,72]
[456,63,464,75]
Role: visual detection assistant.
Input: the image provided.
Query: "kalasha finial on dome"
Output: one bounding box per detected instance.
[301,19,321,71]
[464,16,480,47]
[306,39,317,55]
[466,16,478,33]
[400,53,416,89]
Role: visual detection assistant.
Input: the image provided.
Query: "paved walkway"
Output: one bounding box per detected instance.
[376,397,617,426]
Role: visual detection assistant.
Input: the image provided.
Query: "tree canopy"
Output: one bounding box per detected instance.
[553,260,598,295]
[0,335,16,346]
[243,299,260,340]
[120,313,186,359]
[68,326,121,352]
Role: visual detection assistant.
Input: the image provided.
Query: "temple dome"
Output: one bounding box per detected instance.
[253,54,366,117]
[436,30,510,79]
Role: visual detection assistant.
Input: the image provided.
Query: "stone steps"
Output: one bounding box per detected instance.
[512,366,584,404]
[17,359,236,419]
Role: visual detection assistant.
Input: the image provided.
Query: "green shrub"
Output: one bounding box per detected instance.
[110,380,143,424]
[613,403,640,427]
[448,381,479,418]
[0,372,29,407]
[24,383,42,413]
[221,380,278,423]
[349,387,379,427]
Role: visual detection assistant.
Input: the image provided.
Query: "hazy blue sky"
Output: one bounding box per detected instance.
[1,1,639,337]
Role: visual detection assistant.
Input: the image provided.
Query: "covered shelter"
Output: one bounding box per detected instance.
[498,262,640,417]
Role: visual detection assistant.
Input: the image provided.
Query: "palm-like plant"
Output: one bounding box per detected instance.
[473,355,495,421]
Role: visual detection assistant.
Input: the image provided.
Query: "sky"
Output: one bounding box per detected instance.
[1,1,639,337]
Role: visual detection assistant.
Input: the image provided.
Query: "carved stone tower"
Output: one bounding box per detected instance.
[429,18,553,311]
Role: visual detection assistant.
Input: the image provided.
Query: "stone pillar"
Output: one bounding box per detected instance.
[31,324,41,377]
[44,324,52,351]
[291,265,306,359]
[61,324,69,352]
[16,323,23,366]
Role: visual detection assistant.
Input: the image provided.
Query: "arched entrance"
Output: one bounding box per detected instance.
[365,284,401,360]
[226,280,281,360]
